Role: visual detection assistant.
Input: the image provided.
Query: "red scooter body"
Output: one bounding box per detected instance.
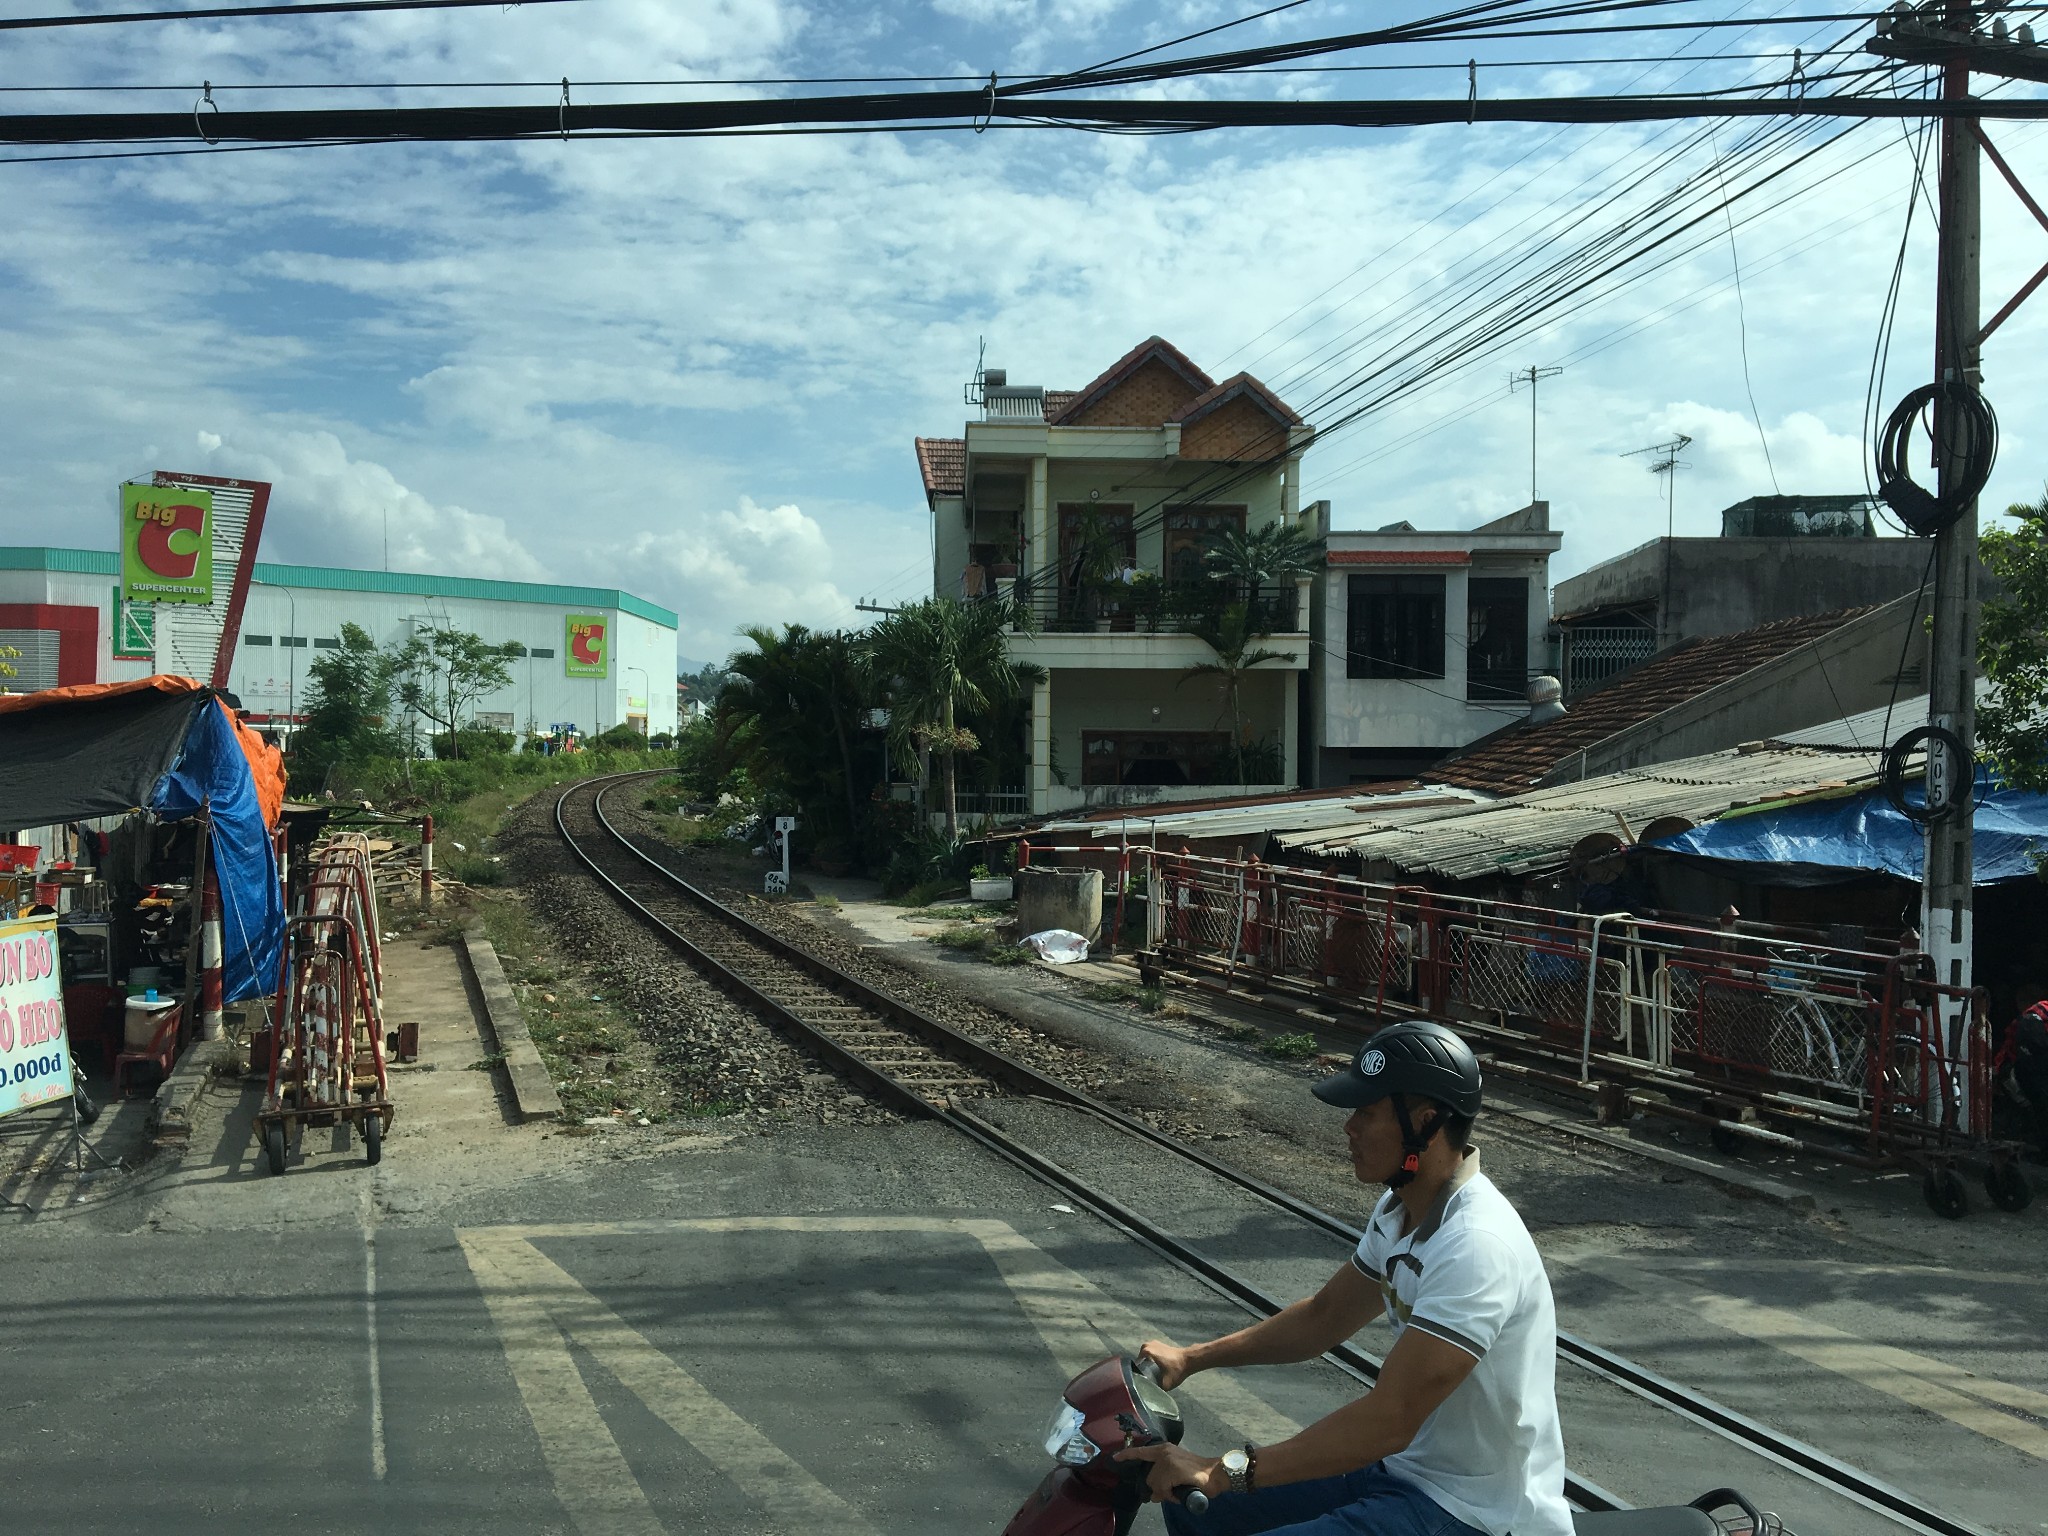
[1003,1356,1202,1536]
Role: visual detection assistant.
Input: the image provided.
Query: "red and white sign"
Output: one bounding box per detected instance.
[0,915,72,1123]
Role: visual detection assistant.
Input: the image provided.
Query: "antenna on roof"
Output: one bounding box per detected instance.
[964,335,988,408]
[1624,432,1694,537]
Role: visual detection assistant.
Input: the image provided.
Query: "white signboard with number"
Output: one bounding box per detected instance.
[0,915,73,1122]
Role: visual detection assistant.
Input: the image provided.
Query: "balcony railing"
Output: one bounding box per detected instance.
[1002,579,1301,636]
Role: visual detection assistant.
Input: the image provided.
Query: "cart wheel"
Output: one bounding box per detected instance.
[1710,1125,1742,1156]
[1984,1161,2032,1213]
[73,1088,100,1126]
[264,1123,287,1176]
[1922,1167,1968,1219]
[365,1112,382,1167]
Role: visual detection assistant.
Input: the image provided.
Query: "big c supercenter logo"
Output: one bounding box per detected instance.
[565,614,609,678]
[121,482,215,605]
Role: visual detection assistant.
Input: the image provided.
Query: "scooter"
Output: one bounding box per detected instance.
[1001,1355,1788,1535]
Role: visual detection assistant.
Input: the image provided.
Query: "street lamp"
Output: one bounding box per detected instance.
[254,580,297,735]
[626,665,649,735]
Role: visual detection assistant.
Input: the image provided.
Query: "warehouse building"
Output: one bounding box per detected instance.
[0,546,680,740]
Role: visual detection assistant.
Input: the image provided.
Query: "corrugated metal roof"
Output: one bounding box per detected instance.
[1273,746,1884,881]
[1,546,678,629]
[1038,790,1479,844]
[1766,678,1992,750]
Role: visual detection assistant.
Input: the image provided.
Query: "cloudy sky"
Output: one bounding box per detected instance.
[3,0,2046,667]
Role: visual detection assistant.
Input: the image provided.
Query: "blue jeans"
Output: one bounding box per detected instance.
[1160,1463,1486,1536]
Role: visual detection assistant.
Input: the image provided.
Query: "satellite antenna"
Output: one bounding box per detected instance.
[963,335,988,407]
[1624,432,1694,536]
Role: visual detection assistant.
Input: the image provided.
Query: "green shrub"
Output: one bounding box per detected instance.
[928,925,993,952]
[983,944,1033,966]
[1260,1032,1320,1060]
[448,853,505,886]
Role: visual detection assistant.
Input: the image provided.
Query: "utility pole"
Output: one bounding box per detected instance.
[1508,364,1563,503]
[1868,3,2048,1126]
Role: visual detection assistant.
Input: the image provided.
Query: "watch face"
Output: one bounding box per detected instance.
[1222,1450,1249,1475]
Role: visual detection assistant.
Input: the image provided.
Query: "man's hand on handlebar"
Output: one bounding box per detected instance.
[1113,1440,1224,1505]
[1137,1339,1193,1389]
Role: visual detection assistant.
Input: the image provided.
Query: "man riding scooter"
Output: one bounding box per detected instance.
[1117,1021,1572,1536]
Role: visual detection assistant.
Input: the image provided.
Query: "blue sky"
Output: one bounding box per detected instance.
[3,0,2046,667]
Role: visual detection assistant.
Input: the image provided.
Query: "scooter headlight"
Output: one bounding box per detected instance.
[1041,1401,1098,1467]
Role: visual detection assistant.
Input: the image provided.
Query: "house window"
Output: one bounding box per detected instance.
[1057,503,1136,584]
[1163,505,1246,585]
[529,646,555,659]
[313,637,341,649]
[1466,577,1530,701]
[1347,575,1445,680]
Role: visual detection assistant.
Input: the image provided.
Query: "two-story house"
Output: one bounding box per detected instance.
[1309,501,1562,786]
[914,337,1315,818]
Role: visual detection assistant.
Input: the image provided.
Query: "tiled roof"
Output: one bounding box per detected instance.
[1328,550,1471,566]
[1435,608,1875,795]
[1045,390,1077,416]
[1171,370,1302,428]
[1049,336,1215,425]
[915,436,965,503]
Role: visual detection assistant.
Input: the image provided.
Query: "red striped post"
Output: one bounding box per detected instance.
[420,814,435,909]
[200,877,224,1041]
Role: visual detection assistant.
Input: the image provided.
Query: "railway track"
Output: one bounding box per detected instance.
[553,772,1989,1536]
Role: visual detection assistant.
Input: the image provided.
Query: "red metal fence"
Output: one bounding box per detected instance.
[1021,843,1999,1163]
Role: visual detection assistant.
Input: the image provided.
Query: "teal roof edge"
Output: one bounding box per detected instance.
[0,547,678,630]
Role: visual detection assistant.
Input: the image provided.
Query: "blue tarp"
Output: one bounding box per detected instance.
[151,700,286,1002]
[1653,781,2048,886]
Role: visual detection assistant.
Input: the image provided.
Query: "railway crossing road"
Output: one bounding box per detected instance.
[6,1114,2043,1536]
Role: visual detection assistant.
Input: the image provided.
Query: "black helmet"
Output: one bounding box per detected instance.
[1312,1020,1483,1118]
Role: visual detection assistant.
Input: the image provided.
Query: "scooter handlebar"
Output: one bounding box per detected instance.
[1135,1358,1208,1510]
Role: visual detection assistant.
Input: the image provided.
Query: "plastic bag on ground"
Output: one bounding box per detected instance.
[1023,929,1090,964]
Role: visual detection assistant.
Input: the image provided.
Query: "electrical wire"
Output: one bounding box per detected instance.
[0,0,583,29]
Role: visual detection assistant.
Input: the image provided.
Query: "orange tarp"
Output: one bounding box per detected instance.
[0,675,287,827]
[0,674,200,716]
[223,699,288,829]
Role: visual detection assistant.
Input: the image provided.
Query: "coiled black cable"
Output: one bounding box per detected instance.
[1874,381,1998,536]
[1883,724,1969,824]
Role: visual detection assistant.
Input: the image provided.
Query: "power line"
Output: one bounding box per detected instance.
[0,0,582,29]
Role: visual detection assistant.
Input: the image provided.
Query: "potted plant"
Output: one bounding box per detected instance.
[968,862,1014,902]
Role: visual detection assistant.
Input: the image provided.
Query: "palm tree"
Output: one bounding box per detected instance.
[1180,602,1294,789]
[719,625,869,843]
[860,597,1042,839]
[1202,520,1324,622]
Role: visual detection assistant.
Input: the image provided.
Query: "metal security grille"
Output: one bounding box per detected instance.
[0,629,61,691]
[1561,625,1655,695]
[151,477,257,682]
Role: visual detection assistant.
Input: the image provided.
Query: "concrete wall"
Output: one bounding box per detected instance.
[1554,537,1939,638]
[1541,592,1932,785]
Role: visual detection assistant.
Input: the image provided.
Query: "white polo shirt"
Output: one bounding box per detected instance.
[1352,1151,1572,1536]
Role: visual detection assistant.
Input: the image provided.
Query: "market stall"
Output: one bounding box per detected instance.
[0,676,287,1096]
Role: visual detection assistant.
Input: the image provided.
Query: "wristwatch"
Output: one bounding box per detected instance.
[1220,1445,1256,1495]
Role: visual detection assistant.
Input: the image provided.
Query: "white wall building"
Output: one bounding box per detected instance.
[0,547,679,740]
[1309,503,1562,786]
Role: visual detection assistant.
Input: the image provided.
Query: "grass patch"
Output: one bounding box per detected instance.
[1083,981,1180,1015]
[983,944,1033,966]
[898,902,1008,923]
[1260,1032,1321,1060]
[928,925,995,952]
[811,892,841,912]
[447,853,504,886]
[899,877,965,908]
[467,1052,507,1071]
[1219,1023,1262,1044]
[473,890,676,1124]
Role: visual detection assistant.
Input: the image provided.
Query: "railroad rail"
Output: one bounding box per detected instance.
[553,773,1989,1536]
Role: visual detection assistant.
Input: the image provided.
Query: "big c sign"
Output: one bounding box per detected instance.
[121,482,214,605]
[565,614,609,678]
